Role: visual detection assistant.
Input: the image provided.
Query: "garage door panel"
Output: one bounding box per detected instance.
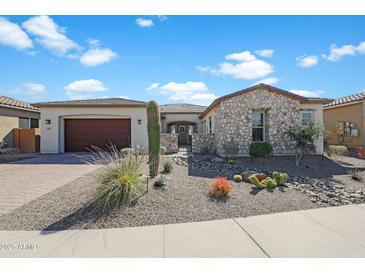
[65,119,131,152]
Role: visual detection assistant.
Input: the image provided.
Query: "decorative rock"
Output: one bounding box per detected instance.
[211,157,224,163]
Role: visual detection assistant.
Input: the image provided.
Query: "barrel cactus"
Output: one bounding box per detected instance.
[147,100,161,177]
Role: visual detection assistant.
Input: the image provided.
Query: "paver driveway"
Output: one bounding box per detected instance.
[0,153,98,215]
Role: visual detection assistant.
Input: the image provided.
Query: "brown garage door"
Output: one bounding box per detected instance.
[64,119,131,152]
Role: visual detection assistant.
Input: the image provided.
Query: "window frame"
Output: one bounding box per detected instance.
[208,116,212,134]
[30,118,40,129]
[300,111,314,125]
[252,110,265,142]
[18,117,30,129]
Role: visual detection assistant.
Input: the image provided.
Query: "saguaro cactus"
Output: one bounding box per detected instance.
[146,100,161,177]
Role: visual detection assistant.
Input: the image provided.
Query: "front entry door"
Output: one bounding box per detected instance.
[178,125,187,145]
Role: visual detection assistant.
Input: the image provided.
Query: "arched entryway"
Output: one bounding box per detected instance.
[167,121,198,146]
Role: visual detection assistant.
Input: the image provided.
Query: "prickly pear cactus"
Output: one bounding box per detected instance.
[249,175,267,189]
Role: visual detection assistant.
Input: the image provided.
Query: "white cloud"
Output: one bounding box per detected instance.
[0,17,33,50]
[146,83,160,91]
[218,59,274,80]
[322,41,365,62]
[157,15,168,22]
[136,18,154,28]
[255,77,279,85]
[289,89,324,98]
[149,81,217,105]
[64,79,108,100]
[199,50,274,80]
[22,15,78,55]
[23,82,46,96]
[80,48,117,67]
[6,82,46,98]
[296,55,319,68]
[225,51,256,62]
[255,49,274,58]
[196,65,211,72]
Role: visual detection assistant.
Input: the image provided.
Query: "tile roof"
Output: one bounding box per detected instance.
[33,97,146,107]
[160,103,207,113]
[324,92,365,108]
[200,84,332,118]
[0,96,40,112]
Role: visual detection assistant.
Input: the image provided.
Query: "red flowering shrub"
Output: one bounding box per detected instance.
[209,177,232,197]
[357,148,365,159]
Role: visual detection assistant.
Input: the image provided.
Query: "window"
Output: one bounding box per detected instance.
[19,117,30,128]
[208,117,212,134]
[202,120,206,133]
[300,111,313,125]
[170,125,176,134]
[30,118,39,128]
[252,111,264,142]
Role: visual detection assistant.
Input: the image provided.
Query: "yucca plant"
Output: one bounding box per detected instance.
[80,144,147,210]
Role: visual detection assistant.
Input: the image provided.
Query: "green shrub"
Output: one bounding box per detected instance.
[228,159,235,165]
[348,169,362,181]
[233,175,242,183]
[83,145,146,210]
[249,142,272,158]
[327,145,348,156]
[162,160,174,174]
[154,175,166,187]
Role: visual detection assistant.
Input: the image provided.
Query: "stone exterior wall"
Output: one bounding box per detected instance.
[192,133,216,153]
[213,88,300,155]
[161,133,179,153]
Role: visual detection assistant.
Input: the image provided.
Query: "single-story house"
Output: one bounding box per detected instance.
[34,98,148,153]
[160,104,207,152]
[35,84,331,155]
[197,84,331,155]
[0,96,40,147]
[323,92,365,149]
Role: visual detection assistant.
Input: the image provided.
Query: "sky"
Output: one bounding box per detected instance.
[0,15,364,105]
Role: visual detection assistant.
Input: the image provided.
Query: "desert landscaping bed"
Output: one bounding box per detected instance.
[0,154,364,231]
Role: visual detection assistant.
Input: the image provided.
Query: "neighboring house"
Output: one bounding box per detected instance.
[160,104,206,150]
[323,92,365,149]
[35,84,331,155]
[34,98,148,153]
[197,84,331,155]
[0,96,40,147]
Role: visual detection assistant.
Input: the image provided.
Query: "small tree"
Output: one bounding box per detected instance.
[287,123,324,167]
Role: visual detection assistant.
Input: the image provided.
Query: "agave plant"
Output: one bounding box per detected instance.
[80,144,148,210]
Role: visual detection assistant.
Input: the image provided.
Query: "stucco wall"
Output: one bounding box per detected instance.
[0,106,40,147]
[161,113,202,133]
[300,102,324,153]
[40,106,148,153]
[323,102,363,148]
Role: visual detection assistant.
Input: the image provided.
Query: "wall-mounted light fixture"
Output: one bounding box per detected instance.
[45,119,51,125]
[137,119,142,125]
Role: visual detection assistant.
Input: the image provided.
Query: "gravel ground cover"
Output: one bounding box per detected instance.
[1,154,364,231]
[0,158,320,231]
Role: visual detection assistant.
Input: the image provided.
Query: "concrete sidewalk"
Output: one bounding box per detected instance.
[1,204,365,258]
